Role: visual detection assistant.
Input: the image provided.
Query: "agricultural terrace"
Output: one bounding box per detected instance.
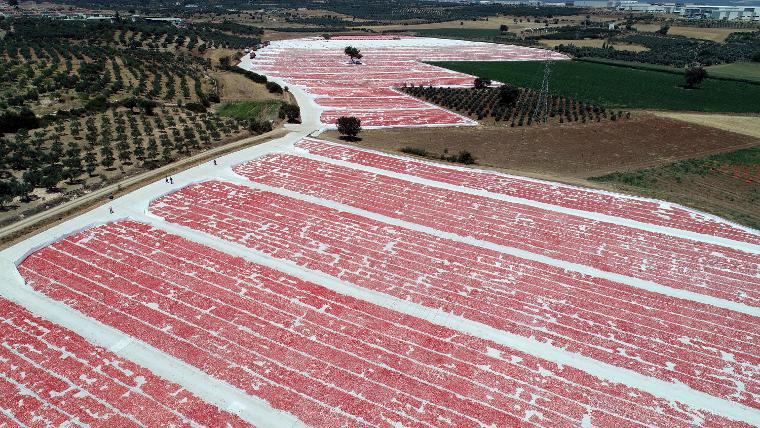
[240,35,566,127]
[0,17,294,225]
[0,34,759,427]
[431,60,760,113]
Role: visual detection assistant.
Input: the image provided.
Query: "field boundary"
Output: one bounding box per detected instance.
[575,57,760,85]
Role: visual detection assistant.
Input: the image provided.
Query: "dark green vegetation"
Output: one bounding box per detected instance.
[590,147,760,229]
[535,25,620,40]
[430,60,760,113]
[402,28,533,46]
[413,28,504,38]
[400,84,626,126]
[0,16,262,126]
[49,0,582,23]
[557,31,760,67]
[0,16,279,217]
[400,146,475,165]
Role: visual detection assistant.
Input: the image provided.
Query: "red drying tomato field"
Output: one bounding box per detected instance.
[240,36,567,128]
[1,36,758,428]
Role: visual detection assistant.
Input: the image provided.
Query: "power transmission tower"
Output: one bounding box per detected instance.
[532,51,552,125]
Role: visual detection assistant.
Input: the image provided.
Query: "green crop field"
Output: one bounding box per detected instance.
[429,60,760,112]
[216,100,283,121]
[706,62,760,83]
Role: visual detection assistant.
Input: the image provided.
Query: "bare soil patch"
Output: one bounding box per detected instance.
[320,114,757,179]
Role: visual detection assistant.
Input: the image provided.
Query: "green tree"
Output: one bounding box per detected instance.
[15,179,33,203]
[0,179,18,208]
[684,66,707,89]
[499,84,520,106]
[474,77,492,89]
[146,138,159,161]
[100,144,115,170]
[40,164,63,191]
[84,146,98,176]
[344,46,363,64]
[116,140,132,164]
[133,138,145,160]
[336,116,362,140]
[280,103,301,123]
[63,143,83,184]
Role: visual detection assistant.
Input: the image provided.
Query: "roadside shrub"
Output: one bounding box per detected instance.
[265,81,283,94]
[248,119,272,134]
[400,147,429,157]
[453,151,475,165]
[279,103,301,123]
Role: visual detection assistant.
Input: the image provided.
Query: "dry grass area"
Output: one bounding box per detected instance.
[203,48,241,65]
[363,15,571,34]
[214,72,281,102]
[653,112,760,139]
[593,168,760,231]
[540,39,649,52]
[263,31,325,42]
[634,24,756,42]
[320,114,757,179]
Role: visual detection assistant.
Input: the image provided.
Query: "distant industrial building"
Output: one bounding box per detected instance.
[566,0,760,20]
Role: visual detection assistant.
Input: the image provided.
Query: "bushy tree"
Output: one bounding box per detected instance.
[344,46,363,64]
[684,65,707,89]
[336,116,362,139]
[63,142,83,183]
[499,84,520,105]
[474,77,492,89]
[0,179,18,208]
[280,103,301,123]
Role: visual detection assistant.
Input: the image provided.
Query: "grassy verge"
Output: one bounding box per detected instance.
[217,100,283,121]
[589,147,760,230]
[706,62,760,83]
[429,59,760,112]
[574,58,683,74]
